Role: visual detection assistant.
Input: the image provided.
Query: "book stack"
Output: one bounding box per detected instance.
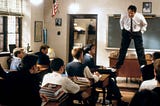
[40,83,67,102]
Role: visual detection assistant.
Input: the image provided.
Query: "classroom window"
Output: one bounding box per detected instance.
[0,0,23,53]
[0,16,22,52]
[8,16,20,47]
[0,17,3,52]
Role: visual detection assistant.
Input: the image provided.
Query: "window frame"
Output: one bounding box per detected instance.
[0,16,22,53]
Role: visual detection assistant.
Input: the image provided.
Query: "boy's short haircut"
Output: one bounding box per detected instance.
[20,54,38,71]
[39,44,50,52]
[50,58,64,71]
[13,48,24,57]
[71,48,83,59]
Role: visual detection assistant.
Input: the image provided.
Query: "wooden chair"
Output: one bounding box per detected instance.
[95,74,110,106]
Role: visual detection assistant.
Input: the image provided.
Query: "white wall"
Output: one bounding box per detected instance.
[22,0,44,52]
[44,0,160,66]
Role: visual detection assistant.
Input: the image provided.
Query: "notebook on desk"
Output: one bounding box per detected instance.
[72,77,91,86]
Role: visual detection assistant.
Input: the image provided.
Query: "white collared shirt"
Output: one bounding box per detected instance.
[73,58,99,82]
[120,12,147,33]
[139,78,157,91]
[10,56,21,71]
[42,71,80,94]
[86,53,93,58]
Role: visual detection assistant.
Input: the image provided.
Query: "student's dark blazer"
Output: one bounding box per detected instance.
[83,54,100,73]
[141,63,154,81]
[66,61,85,77]
[0,70,42,106]
[35,52,50,65]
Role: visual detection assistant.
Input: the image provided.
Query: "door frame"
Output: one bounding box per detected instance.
[68,14,97,62]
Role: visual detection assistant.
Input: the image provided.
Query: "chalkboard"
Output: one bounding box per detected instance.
[108,16,160,50]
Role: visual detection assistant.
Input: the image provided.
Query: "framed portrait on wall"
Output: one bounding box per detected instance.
[34,21,43,42]
[142,2,152,13]
[55,18,62,26]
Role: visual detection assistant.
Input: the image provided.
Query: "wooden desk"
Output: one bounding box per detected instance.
[96,74,110,105]
[37,64,49,73]
[109,57,152,78]
[70,77,92,99]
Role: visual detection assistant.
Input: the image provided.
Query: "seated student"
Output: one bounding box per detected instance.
[10,47,25,71]
[83,44,126,106]
[35,44,51,84]
[35,44,50,67]
[0,54,42,106]
[42,58,82,105]
[83,44,100,72]
[152,59,160,96]
[83,44,116,76]
[129,89,160,106]
[66,47,100,82]
[141,52,160,81]
[66,47,100,106]
[139,53,160,91]
[42,58,80,94]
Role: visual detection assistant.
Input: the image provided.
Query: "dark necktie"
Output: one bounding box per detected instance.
[130,18,133,32]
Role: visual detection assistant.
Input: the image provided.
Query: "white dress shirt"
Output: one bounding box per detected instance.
[139,78,157,91]
[73,58,100,82]
[10,56,21,71]
[42,71,80,94]
[120,12,147,33]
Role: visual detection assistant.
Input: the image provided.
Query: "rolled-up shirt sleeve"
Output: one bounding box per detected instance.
[83,66,99,82]
[120,14,125,30]
[62,77,80,94]
[140,14,147,33]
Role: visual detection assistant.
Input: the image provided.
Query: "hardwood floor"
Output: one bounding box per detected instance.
[96,77,140,106]
[73,77,139,106]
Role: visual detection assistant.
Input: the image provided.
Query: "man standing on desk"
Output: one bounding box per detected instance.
[114,5,147,71]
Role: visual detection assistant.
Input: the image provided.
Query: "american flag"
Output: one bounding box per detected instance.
[52,0,58,17]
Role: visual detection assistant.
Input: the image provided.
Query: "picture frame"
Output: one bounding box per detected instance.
[34,21,43,42]
[142,2,152,13]
[55,18,62,26]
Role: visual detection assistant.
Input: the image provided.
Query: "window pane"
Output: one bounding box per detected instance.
[8,34,16,44]
[7,16,18,49]
[7,16,20,49]
[0,0,8,12]
[0,34,3,52]
[0,17,3,33]
[0,0,22,14]
[8,16,16,33]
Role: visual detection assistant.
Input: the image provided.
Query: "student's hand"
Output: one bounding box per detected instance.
[94,71,100,77]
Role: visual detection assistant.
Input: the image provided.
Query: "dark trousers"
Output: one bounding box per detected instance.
[106,78,122,100]
[116,29,147,68]
[97,69,121,100]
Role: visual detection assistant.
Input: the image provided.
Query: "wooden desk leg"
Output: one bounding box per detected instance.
[126,77,128,83]
[102,87,106,106]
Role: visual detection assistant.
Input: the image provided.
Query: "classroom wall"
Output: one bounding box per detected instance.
[1,0,160,68]
[0,0,44,68]
[22,0,44,52]
[44,0,160,66]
